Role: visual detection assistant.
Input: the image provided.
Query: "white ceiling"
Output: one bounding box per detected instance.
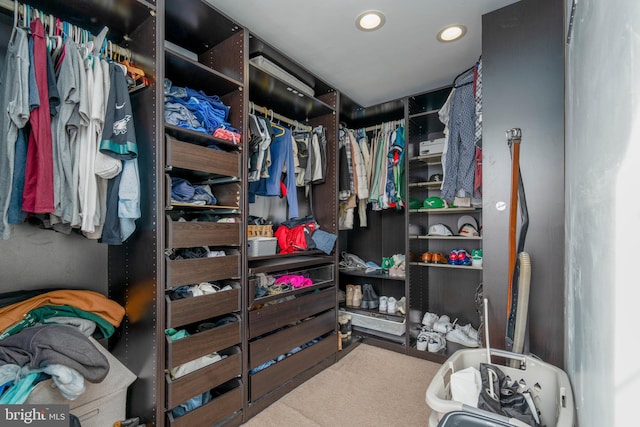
[205,0,519,107]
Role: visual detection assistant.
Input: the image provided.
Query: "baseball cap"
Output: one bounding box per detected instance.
[428,173,443,183]
[457,215,479,231]
[428,223,453,236]
[423,196,445,209]
[458,223,480,237]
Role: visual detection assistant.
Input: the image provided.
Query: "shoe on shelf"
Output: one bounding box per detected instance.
[417,330,446,353]
[361,284,379,310]
[353,285,363,307]
[346,284,354,306]
[433,315,454,334]
[446,326,480,347]
[432,252,448,264]
[387,297,397,314]
[427,333,447,353]
[360,284,372,309]
[396,297,406,315]
[458,323,479,341]
[379,296,388,313]
[421,312,439,329]
[416,332,429,351]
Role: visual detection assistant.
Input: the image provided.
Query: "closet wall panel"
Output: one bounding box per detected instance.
[482,0,565,368]
[108,6,163,425]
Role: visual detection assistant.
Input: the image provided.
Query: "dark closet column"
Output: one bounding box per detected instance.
[482,0,565,367]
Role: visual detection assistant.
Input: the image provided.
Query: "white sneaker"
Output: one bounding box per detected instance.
[421,312,439,329]
[446,327,480,347]
[416,332,429,351]
[396,297,406,315]
[387,297,397,314]
[379,296,388,313]
[459,324,479,341]
[417,330,446,353]
[427,333,447,353]
[433,315,453,334]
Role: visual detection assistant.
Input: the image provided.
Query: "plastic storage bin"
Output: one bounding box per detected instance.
[426,348,574,427]
[26,337,137,427]
[339,308,406,336]
[248,237,278,257]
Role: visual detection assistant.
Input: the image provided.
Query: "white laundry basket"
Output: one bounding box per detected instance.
[426,348,574,427]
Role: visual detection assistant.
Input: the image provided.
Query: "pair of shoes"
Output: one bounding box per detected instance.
[346,284,363,307]
[420,252,448,264]
[416,330,446,353]
[379,296,398,314]
[446,324,480,347]
[433,315,456,334]
[448,249,472,266]
[421,311,439,329]
[360,284,379,310]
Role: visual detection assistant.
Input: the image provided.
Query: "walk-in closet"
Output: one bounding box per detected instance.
[0,0,576,426]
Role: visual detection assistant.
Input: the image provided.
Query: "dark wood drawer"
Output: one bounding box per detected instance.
[248,287,335,339]
[249,310,335,368]
[166,289,240,329]
[249,336,335,401]
[167,380,242,427]
[166,216,241,248]
[166,348,242,408]
[166,134,240,177]
[167,321,241,369]
[166,255,240,287]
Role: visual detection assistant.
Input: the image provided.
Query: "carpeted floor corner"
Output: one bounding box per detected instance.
[243,343,441,426]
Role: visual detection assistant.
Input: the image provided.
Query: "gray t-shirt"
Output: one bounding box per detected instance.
[0,29,30,240]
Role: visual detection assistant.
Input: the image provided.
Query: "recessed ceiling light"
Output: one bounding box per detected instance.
[437,24,467,42]
[356,10,385,31]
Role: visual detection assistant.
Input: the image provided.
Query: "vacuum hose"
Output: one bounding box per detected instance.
[511,252,531,362]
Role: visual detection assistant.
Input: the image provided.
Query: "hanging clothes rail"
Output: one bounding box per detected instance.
[363,118,405,132]
[250,101,312,132]
[0,0,133,61]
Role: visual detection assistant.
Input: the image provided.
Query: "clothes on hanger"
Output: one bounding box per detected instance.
[0,12,142,243]
[440,62,483,204]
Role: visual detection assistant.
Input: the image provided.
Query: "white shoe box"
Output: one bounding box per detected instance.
[419,138,445,156]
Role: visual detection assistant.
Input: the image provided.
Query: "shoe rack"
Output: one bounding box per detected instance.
[406,87,483,362]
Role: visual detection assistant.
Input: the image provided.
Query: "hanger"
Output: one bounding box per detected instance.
[9,0,18,44]
[271,122,285,137]
[452,64,475,88]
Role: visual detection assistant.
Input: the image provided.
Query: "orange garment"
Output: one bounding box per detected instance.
[0,290,125,333]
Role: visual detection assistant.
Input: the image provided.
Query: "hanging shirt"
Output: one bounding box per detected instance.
[248,126,299,219]
[441,69,476,203]
[0,29,30,239]
[22,19,57,214]
[100,63,138,160]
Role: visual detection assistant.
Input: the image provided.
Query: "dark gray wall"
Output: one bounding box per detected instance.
[482,0,565,367]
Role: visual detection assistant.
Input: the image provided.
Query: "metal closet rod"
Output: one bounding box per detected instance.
[363,118,405,132]
[0,0,133,61]
[249,101,312,132]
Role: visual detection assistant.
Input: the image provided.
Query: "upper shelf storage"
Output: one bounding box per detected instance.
[408,87,451,116]
[164,50,242,96]
[248,36,336,120]
[16,0,154,43]
[165,0,245,84]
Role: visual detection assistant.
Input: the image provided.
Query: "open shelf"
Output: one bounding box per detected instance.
[410,235,482,241]
[410,262,483,271]
[339,269,405,281]
[165,49,242,97]
[409,207,481,214]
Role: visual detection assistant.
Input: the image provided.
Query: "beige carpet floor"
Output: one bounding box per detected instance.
[243,343,441,427]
